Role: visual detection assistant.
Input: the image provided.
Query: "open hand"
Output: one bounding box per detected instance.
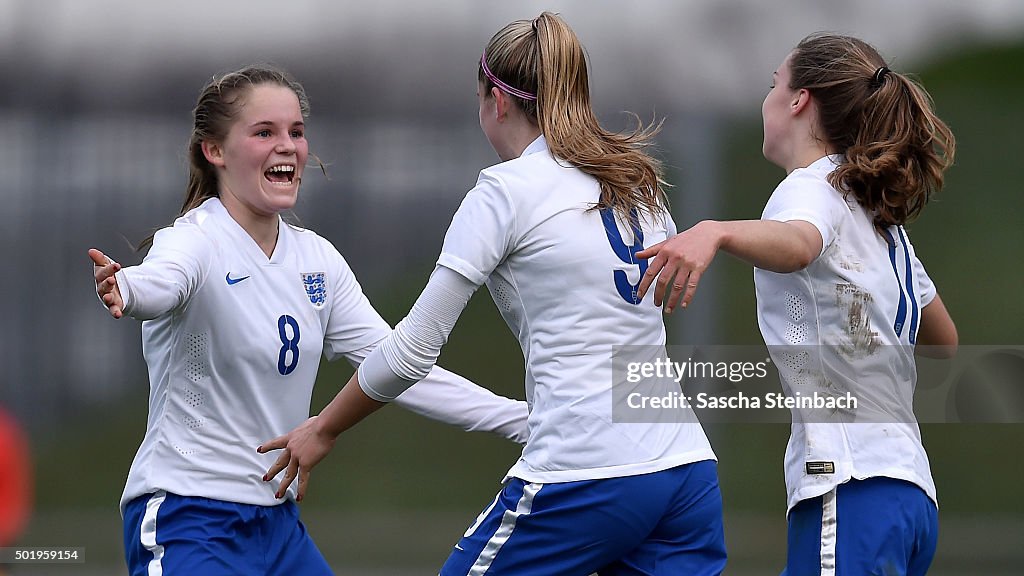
[258,416,336,502]
[89,248,124,319]
[636,221,723,313]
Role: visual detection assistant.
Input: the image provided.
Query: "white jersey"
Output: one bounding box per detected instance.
[113,198,527,511]
[754,155,937,511]
[436,136,716,483]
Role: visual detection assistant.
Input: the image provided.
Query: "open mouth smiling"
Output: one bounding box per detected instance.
[265,164,296,185]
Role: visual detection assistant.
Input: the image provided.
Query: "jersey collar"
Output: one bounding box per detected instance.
[521,135,547,157]
[807,154,844,172]
[206,197,289,265]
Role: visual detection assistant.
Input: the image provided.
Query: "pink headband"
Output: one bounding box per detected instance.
[480,51,537,101]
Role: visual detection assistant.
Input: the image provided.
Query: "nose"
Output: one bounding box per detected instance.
[275,134,296,154]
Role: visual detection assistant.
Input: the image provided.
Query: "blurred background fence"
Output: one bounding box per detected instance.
[1,1,1022,574]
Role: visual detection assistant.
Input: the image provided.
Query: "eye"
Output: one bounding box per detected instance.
[256,129,271,138]
[290,129,304,138]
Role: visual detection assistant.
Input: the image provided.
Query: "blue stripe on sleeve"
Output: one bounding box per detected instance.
[897,227,919,344]
[882,228,907,338]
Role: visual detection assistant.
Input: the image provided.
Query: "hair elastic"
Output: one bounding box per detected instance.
[871,66,891,89]
[480,52,537,101]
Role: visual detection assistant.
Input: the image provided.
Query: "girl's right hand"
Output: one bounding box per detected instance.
[89,248,124,319]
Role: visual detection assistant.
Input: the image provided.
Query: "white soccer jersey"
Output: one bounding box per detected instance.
[113,198,527,511]
[434,136,716,483]
[754,155,937,511]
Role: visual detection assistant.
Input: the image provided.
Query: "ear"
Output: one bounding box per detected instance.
[791,88,812,116]
[201,140,225,168]
[492,86,509,123]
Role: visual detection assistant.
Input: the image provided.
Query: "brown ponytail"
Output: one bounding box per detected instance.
[789,33,955,228]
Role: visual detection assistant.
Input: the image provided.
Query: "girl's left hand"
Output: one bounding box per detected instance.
[258,416,336,502]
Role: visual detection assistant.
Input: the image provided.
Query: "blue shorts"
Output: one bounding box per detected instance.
[782,477,938,576]
[441,460,726,576]
[123,491,332,576]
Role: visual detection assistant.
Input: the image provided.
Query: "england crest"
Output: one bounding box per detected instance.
[301,272,327,308]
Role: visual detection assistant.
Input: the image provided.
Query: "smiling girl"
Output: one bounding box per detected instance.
[89,65,527,576]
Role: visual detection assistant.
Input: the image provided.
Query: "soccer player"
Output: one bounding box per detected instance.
[261,13,726,575]
[89,65,528,576]
[636,33,957,575]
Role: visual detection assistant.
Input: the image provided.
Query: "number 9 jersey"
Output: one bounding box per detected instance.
[113,198,391,512]
[436,136,716,484]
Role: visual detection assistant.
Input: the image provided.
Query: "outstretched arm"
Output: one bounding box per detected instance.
[340,342,528,443]
[331,278,528,443]
[394,368,529,444]
[88,225,210,321]
[636,219,822,313]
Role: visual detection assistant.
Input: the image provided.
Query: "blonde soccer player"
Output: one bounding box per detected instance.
[261,12,726,576]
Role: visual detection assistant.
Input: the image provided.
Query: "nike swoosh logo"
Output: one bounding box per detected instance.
[225,273,250,285]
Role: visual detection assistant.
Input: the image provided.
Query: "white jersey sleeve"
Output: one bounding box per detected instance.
[762,168,849,257]
[115,223,213,320]
[911,246,937,308]
[436,172,515,284]
[394,367,529,444]
[354,334,529,442]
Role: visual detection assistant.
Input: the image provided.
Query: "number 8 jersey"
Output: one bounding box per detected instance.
[113,198,391,512]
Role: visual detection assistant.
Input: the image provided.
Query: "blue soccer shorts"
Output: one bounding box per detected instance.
[782,476,938,576]
[440,459,726,576]
[123,490,332,575]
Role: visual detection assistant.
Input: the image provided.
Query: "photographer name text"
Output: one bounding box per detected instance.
[626,391,858,411]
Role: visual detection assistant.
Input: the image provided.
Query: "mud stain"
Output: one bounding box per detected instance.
[835,283,880,358]
[837,253,864,272]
